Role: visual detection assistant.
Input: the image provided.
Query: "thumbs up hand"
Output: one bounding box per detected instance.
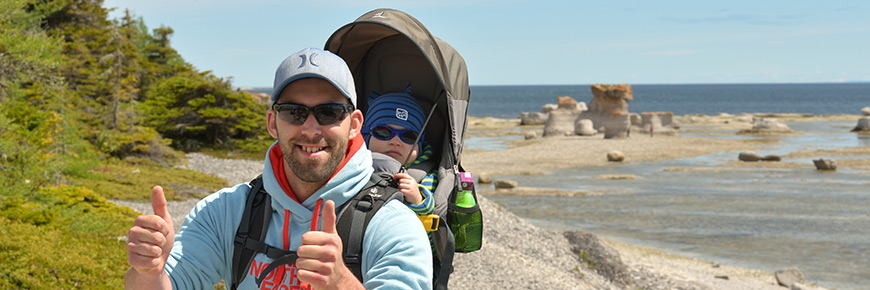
[126,186,176,276]
[297,199,360,289]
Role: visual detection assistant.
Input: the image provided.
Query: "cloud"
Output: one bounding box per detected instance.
[640,50,701,56]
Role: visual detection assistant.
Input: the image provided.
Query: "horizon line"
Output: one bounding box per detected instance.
[235,81,870,90]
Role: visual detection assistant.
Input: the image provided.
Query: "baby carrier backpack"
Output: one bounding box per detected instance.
[325,8,483,290]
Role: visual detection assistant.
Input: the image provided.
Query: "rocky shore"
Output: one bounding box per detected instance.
[117,112,857,289]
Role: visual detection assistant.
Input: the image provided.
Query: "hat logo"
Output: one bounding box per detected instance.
[297,53,319,68]
[395,108,409,121]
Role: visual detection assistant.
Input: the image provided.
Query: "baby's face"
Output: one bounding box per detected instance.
[368,124,419,164]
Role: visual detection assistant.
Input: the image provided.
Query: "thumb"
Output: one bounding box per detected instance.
[151,185,172,224]
[320,199,337,234]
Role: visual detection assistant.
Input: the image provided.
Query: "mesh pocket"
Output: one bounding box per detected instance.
[449,209,482,252]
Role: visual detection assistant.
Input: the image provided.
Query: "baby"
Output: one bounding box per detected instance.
[361,84,436,217]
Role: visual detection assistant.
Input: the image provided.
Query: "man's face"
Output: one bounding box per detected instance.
[267,78,362,184]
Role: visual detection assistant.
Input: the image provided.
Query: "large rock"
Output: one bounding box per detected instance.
[813,158,837,170]
[557,96,578,109]
[641,112,677,136]
[541,96,588,136]
[588,84,631,115]
[607,151,625,162]
[523,131,537,140]
[629,113,642,126]
[493,179,518,189]
[761,155,782,162]
[851,116,870,132]
[542,104,558,113]
[575,119,597,136]
[563,231,634,289]
[740,118,792,134]
[544,110,582,136]
[555,98,587,112]
[556,97,587,111]
[738,151,763,162]
[775,267,805,287]
[582,84,634,139]
[605,113,632,139]
[520,112,549,125]
[590,83,633,100]
[477,172,492,184]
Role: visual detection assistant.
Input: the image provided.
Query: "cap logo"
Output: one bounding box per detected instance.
[372,11,386,19]
[297,52,319,68]
[395,108,409,121]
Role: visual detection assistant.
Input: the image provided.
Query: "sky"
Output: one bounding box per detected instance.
[101,0,870,87]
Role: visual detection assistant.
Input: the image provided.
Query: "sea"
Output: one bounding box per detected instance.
[464,83,870,290]
[467,83,870,118]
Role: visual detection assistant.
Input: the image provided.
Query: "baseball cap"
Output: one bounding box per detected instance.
[271,48,356,107]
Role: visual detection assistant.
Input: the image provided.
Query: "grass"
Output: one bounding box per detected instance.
[578,250,595,270]
[0,154,237,288]
[67,158,229,201]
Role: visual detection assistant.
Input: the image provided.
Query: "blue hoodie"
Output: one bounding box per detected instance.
[163,138,433,289]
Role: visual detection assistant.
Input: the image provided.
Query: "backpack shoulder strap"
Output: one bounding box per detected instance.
[232,175,298,289]
[230,175,270,290]
[434,218,455,290]
[336,172,404,281]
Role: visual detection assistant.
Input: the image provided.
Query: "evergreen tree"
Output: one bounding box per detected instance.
[143,71,266,150]
[0,0,75,194]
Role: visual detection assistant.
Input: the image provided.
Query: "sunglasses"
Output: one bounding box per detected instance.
[370,125,420,145]
[271,103,354,125]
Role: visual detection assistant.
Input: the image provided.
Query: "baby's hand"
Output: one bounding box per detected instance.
[394,172,423,205]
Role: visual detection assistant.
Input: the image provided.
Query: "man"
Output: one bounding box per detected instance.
[125,48,433,290]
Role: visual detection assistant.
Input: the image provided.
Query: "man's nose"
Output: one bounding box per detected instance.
[299,113,322,135]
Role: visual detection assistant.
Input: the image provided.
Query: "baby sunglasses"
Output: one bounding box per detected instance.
[271,103,354,125]
[370,125,420,145]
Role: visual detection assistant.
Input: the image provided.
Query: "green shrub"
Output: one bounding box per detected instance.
[0,217,127,289]
[68,160,228,201]
[42,185,137,236]
[0,197,57,226]
[0,185,134,289]
[142,71,267,151]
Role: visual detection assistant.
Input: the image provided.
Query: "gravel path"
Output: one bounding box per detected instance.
[112,153,261,234]
[115,152,795,290]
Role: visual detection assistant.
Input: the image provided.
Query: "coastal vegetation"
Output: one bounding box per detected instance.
[0,0,262,287]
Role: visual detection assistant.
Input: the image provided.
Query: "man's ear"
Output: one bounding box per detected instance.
[348,109,363,138]
[266,110,279,139]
